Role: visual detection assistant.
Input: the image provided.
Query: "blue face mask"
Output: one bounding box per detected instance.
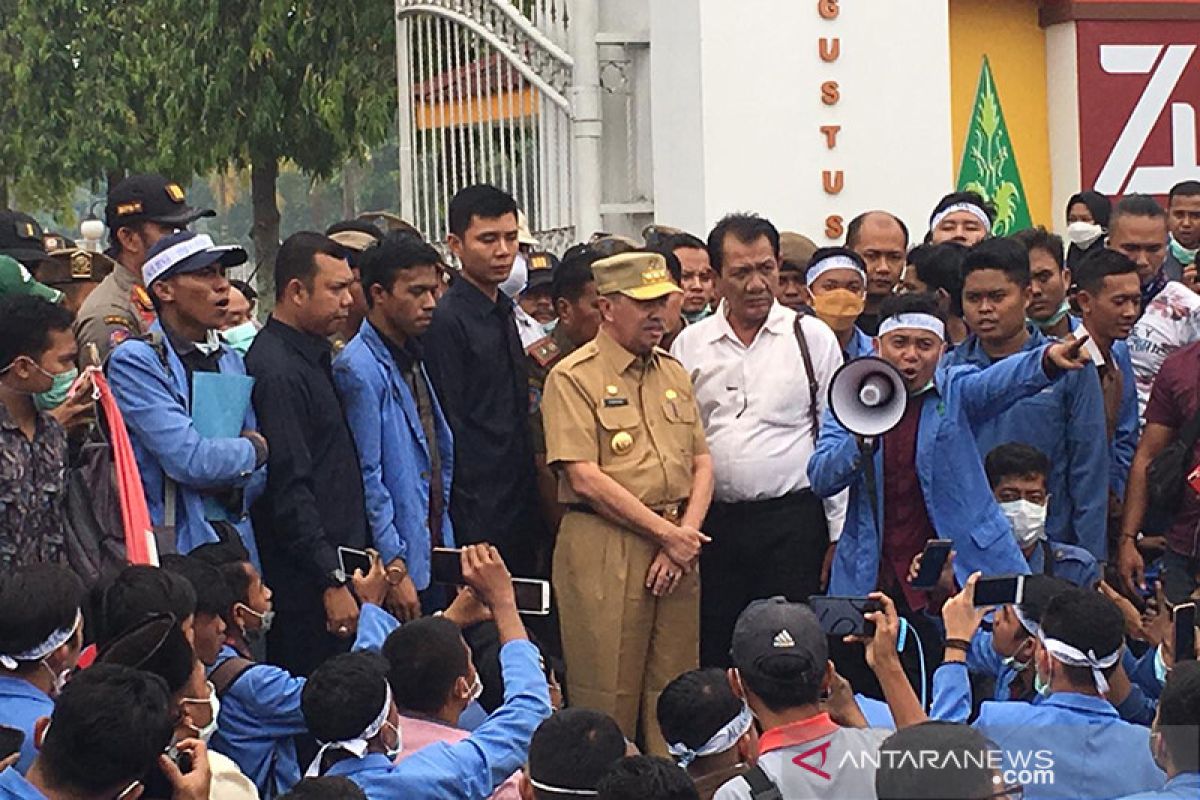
[33,364,78,411]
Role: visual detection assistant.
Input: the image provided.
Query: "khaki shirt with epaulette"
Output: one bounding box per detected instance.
[74,264,155,362]
[543,327,708,508]
[526,324,581,456]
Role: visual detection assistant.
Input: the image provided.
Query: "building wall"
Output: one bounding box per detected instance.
[949,0,1054,228]
[650,0,953,243]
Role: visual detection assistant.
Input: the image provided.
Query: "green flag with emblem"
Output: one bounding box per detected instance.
[956,56,1032,236]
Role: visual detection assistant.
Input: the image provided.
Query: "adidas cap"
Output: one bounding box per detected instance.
[730,596,827,686]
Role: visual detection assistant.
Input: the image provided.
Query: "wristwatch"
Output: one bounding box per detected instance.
[324,568,348,589]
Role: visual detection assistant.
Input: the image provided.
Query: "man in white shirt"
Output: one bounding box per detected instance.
[671,213,843,668]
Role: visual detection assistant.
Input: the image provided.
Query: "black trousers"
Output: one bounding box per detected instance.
[700,490,829,667]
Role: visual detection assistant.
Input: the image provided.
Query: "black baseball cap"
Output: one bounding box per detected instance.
[105,175,215,233]
[731,597,827,686]
[524,251,560,292]
[0,210,49,267]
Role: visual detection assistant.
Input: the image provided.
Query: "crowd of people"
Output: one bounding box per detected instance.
[1,173,1200,800]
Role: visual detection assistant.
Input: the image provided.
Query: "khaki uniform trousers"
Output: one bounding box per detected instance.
[553,509,699,755]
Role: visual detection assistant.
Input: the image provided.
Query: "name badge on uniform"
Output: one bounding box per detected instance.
[603,397,628,407]
[610,431,634,455]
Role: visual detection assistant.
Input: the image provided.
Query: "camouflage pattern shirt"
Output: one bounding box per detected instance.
[0,403,68,569]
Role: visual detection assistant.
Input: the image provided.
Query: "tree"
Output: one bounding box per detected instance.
[145,0,399,302]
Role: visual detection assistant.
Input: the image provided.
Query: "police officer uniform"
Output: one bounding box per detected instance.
[542,251,710,754]
[527,323,577,455]
[75,175,214,361]
[34,234,116,314]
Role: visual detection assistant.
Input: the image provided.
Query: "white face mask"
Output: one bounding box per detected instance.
[41,659,69,697]
[499,252,528,298]
[1067,221,1103,249]
[382,720,403,760]
[182,685,221,744]
[466,671,483,704]
[1001,499,1047,548]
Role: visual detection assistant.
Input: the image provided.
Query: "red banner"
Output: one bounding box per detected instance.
[1077,21,1200,198]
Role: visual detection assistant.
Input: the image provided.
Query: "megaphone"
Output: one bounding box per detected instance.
[828,356,908,437]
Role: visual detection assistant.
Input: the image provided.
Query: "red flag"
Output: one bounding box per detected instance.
[90,369,157,566]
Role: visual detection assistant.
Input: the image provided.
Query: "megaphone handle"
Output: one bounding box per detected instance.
[858,437,884,561]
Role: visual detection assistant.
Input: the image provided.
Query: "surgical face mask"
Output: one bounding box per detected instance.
[41,658,69,696]
[1001,654,1030,673]
[194,330,224,357]
[1000,499,1047,548]
[811,289,866,332]
[465,671,483,704]
[382,720,403,760]
[1034,661,1053,697]
[0,357,76,411]
[499,252,529,298]
[1067,221,1103,249]
[236,603,274,641]
[221,321,259,356]
[1169,235,1198,266]
[182,684,220,744]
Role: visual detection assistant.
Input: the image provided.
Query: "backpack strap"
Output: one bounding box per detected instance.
[741,765,783,800]
[792,314,822,445]
[209,656,257,698]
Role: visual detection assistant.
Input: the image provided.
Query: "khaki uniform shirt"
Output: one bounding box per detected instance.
[526,324,579,456]
[543,327,708,507]
[74,264,155,361]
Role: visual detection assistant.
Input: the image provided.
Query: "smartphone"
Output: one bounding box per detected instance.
[431,547,465,585]
[973,575,1026,607]
[513,578,551,616]
[1176,602,1197,663]
[337,546,374,578]
[910,539,953,590]
[0,726,23,762]
[808,595,882,637]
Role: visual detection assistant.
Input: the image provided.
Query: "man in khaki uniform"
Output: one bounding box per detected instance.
[542,251,714,754]
[75,175,214,362]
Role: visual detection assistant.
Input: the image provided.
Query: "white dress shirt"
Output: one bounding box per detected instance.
[671,301,847,536]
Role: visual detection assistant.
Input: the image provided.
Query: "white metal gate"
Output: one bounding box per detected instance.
[394,0,575,251]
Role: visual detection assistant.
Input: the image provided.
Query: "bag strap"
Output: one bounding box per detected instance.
[741,765,783,800]
[142,331,178,532]
[792,314,822,445]
[209,656,257,698]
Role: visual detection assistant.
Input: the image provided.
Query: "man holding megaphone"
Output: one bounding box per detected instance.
[808,292,1093,623]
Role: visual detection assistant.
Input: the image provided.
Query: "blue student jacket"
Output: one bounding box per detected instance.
[1116,773,1200,800]
[326,639,551,800]
[807,348,1058,597]
[942,329,1110,561]
[107,324,265,561]
[332,322,455,589]
[1110,340,1140,497]
[0,677,52,774]
[0,769,43,800]
[845,326,874,360]
[208,605,396,799]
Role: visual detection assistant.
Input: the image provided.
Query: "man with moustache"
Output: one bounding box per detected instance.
[106,231,268,558]
[245,231,368,675]
[543,250,713,754]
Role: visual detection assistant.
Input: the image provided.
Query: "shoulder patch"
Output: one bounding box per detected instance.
[108,328,131,349]
[525,335,562,368]
[104,315,134,328]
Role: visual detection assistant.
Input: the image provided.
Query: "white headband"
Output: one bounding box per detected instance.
[806,255,866,286]
[667,703,754,768]
[527,777,599,797]
[305,682,395,777]
[878,312,945,341]
[1013,606,1041,638]
[142,234,216,286]
[931,203,991,233]
[1039,631,1121,696]
[0,610,82,670]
